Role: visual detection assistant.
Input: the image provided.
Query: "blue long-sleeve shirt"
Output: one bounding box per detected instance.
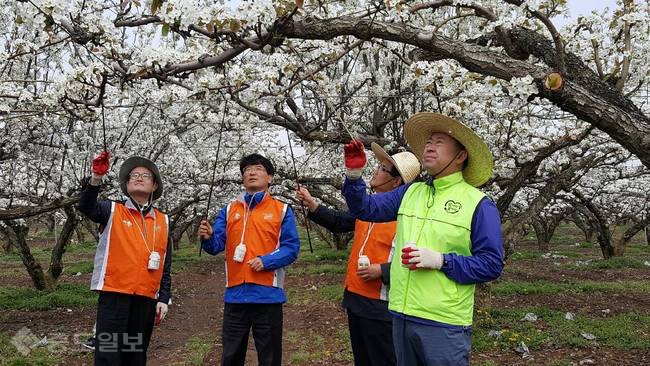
[201,191,300,303]
[342,177,503,285]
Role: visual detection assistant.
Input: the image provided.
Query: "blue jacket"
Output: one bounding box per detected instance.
[201,191,300,303]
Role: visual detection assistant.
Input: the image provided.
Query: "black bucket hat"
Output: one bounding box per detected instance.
[119,156,163,200]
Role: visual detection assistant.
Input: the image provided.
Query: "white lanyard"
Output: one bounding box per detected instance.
[358,223,375,257]
[126,205,156,254]
[238,191,264,245]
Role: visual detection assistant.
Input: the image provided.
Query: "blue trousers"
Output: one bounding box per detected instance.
[392,316,472,366]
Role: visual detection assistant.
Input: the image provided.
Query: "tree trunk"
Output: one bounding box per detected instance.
[47,205,78,282]
[80,217,100,242]
[1,239,11,254]
[612,219,650,257]
[44,214,55,234]
[311,223,353,250]
[187,216,203,246]
[571,210,595,243]
[530,219,550,252]
[0,228,13,253]
[171,218,195,251]
[5,220,52,291]
[612,241,626,257]
[596,229,615,259]
[332,232,353,251]
[646,226,649,246]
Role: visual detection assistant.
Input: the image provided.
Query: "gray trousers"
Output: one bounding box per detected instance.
[392,316,472,366]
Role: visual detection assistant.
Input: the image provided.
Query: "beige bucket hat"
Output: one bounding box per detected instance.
[370,143,421,183]
[403,112,493,187]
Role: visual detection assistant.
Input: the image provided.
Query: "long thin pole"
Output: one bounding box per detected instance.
[285,128,313,253]
[101,103,108,152]
[201,101,228,256]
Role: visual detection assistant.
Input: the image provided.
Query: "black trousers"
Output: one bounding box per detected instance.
[95,291,157,366]
[347,309,396,366]
[221,303,283,366]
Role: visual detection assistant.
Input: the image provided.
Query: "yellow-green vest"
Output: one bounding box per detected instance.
[389,172,485,326]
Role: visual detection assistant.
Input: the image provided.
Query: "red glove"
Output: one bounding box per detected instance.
[343,140,366,169]
[401,246,418,270]
[92,151,110,176]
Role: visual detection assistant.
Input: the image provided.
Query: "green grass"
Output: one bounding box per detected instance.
[286,284,343,306]
[185,335,214,365]
[172,243,215,273]
[625,244,650,255]
[287,263,346,276]
[289,350,311,364]
[473,307,650,352]
[574,242,595,249]
[65,241,97,254]
[492,280,650,296]
[0,332,61,366]
[317,284,343,302]
[65,260,94,274]
[298,247,349,263]
[564,256,649,270]
[0,249,50,264]
[0,252,23,263]
[508,250,542,261]
[286,329,352,364]
[0,284,97,310]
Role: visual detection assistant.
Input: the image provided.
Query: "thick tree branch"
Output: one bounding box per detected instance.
[276,16,650,168]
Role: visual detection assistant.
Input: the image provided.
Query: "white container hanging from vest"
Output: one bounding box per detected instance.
[148,251,161,270]
[233,243,247,262]
[357,255,370,269]
[357,223,375,270]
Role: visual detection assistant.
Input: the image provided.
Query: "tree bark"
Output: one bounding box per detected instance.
[573,191,615,259]
[0,196,80,221]
[613,218,650,256]
[0,229,12,253]
[80,217,100,242]
[47,205,78,282]
[171,217,195,251]
[311,223,353,250]
[5,220,51,291]
[571,211,594,243]
[530,214,562,252]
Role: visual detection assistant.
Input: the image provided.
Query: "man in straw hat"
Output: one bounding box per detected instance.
[295,144,420,366]
[78,152,172,365]
[342,113,503,366]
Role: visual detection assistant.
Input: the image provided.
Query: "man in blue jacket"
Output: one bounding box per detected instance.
[198,153,300,366]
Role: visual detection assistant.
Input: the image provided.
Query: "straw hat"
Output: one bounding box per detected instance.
[370,143,421,183]
[404,112,493,187]
[119,156,163,200]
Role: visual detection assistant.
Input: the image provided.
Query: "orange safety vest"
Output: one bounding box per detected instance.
[224,193,288,288]
[344,220,397,300]
[91,201,169,300]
